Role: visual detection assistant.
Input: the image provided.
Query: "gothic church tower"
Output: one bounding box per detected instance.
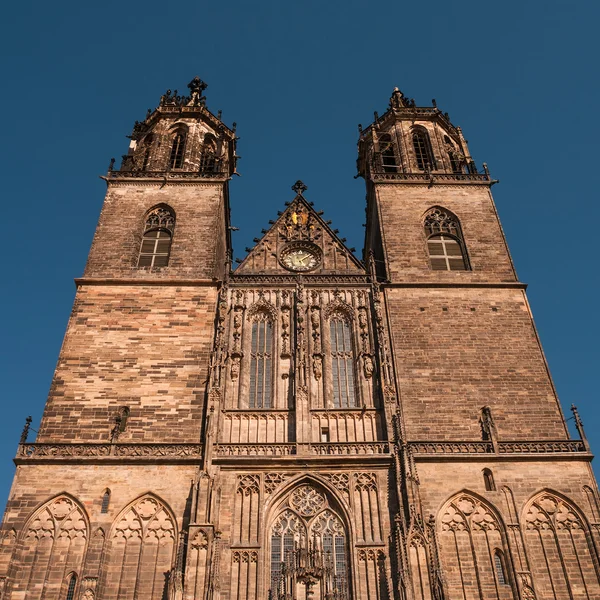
[1,79,599,600]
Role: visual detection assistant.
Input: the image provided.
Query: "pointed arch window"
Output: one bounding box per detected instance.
[424,208,469,271]
[169,131,186,169]
[249,316,273,408]
[494,550,507,585]
[270,494,349,600]
[101,489,111,514]
[200,134,218,173]
[483,468,496,491]
[379,134,398,173]
[138,206,175,268]
[412,127,436,171]
[65,573,77,600]
[330,318,356,408]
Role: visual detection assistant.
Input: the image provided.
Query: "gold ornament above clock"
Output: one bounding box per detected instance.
[280,243,321,272]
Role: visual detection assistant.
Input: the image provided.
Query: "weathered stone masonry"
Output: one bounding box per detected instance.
[1,79,598,600]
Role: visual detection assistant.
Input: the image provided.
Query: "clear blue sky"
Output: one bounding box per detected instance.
[1,0,598,508]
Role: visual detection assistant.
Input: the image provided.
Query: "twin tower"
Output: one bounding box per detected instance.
[1,77,598,600]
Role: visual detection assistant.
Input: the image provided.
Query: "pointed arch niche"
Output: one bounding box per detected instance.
[13,494,88,600]
[438,492,516,600]
[523,490,600,599]
[102,494,176,600]
[263,480,353,600]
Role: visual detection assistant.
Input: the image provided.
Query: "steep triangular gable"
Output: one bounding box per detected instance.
[235,187,365,275]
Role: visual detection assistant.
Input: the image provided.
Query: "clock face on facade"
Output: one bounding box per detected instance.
[280,244,321,272]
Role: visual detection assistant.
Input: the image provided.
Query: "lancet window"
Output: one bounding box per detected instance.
[200,133,218,173]
[330,318,356,408]
[269,488,349,600]
[379,134,398,173]
[412,126,436,171]
[141,134,153,171]
[494,550,507,585]
[169,130,186,169]
[137,206,175,268]
[101,489,111,514]
[65,573,77,600]
[249,316,273,408]
[424,207,468,271]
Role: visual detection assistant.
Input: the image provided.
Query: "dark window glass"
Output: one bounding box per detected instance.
[101,490,110,514]
[483,469,496,491]
[249,320,273,408]
[379,135,398,173]
[169,132,186,169]
[413,128,436,171]
[330,319,356,408]
[494,551,507,584]
[65,575,77,600]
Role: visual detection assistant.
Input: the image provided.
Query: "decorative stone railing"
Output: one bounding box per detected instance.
[213,444,296,457]
[107,170,227,180]
[213,442,391,457]
[16,443,203,461]
[408,442,493,454]
[408,440,588,456]
[309,442,391,455]
[371,172,492,183]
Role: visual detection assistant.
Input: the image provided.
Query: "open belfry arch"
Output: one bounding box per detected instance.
[1,77,599,600]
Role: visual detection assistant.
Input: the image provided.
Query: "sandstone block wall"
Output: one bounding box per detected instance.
[373,184,516,282]
[84,183,228,280]
[38,284,217,443]
[386,287,567,441]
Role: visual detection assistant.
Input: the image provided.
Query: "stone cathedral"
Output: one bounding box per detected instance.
[1,76,599,600]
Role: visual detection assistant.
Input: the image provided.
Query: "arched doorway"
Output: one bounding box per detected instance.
[269,484,350,600]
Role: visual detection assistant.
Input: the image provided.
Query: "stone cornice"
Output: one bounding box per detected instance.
[75,278,220,287]
[382,281,527,289]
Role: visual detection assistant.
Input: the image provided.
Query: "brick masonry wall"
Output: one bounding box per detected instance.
[373,184,516,283]
[84,182,228,280]
[386,287,568,441]
[37,284,218,443]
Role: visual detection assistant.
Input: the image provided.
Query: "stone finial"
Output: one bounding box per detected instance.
[291,180,308,195]
[187,76,207,106]
[19,416,32,444]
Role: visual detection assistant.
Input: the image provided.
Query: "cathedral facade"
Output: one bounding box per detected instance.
[1,77,599,600]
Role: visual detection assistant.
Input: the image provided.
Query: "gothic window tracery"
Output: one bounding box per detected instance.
[524,492,600,598]
[249,314,273,408]
[105,495,176,600]
[15,495,88,598]
[138,206,175,268]
[439,493,514,599]
[412,126,436,171]
[269,485,349,600]
[424,207,469,271]
[329,317,356,408]
[169,130,186,169]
